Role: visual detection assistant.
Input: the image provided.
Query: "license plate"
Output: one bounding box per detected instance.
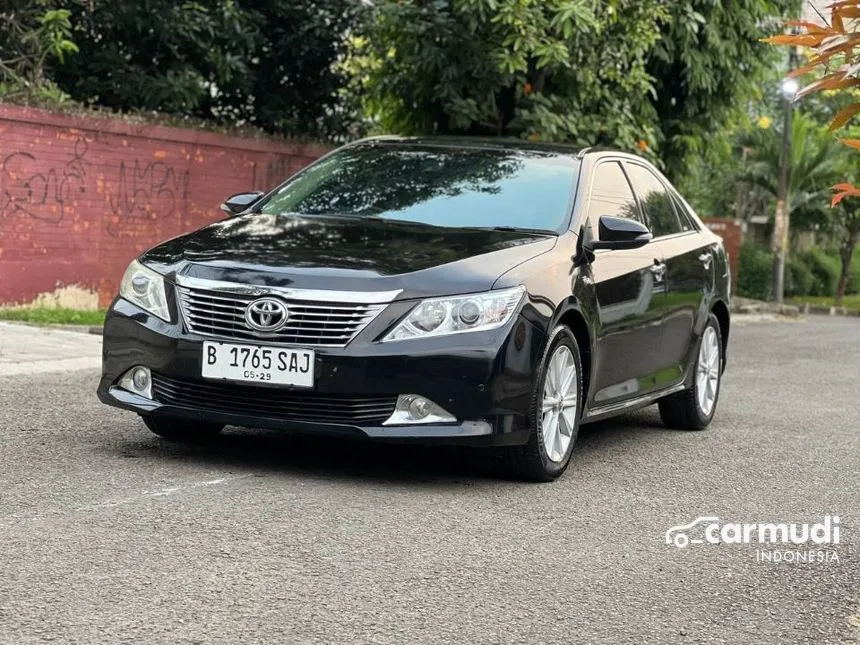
[201,341,314,387]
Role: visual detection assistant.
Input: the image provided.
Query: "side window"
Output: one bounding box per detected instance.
[625,163,683,237]
[670,191,700,232]
[585,161,642,237]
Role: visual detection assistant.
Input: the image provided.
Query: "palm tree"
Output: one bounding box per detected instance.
[739,112,847,238]
[739,112,855,303]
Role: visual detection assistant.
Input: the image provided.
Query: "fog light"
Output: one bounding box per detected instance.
[119,366,152,400]
[132,367,149,390]
[383,394,456,426]
[407,396,431,420]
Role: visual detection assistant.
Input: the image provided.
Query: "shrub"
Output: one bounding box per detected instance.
[848,251,860,295]
[785,255,814,298]
[737,244,772,300]
[801,248,840,297]
[738,243,859,300]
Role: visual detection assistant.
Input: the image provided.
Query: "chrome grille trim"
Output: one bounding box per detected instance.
[174,274,401,303]
[174,278,397,347]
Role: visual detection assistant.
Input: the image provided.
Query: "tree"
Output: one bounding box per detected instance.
[766,0,860,304]
[0,1,78,103]
[646,0,801,180]
[49,0,362,139]
[834,200,860,303]
[739,112,847,236]
[348,0,800,172]
[348,0,668,154]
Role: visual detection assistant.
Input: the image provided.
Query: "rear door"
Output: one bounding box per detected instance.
[623,162,712,388]
[583,160,667,406]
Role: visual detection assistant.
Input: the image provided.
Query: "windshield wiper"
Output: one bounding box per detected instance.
[469,225,559,236]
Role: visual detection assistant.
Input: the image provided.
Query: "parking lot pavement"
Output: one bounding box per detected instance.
[0,316,858,644]
[0,322,101,376]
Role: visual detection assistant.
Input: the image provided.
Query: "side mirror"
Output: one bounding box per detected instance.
[585,215,652,252]
[221,191,264,216]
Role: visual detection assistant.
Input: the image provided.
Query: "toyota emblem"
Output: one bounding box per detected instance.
[244,297,289,332]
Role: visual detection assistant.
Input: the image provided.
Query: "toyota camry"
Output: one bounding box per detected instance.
[97,137,730,481]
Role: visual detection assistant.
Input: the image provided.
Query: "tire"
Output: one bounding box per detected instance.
[504,326,583,482]
[141,415,224,442]
[658,313,723,431]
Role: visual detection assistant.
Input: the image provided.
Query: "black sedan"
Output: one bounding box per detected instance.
[98,137,730,481]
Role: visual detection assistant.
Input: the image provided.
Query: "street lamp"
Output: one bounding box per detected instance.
[771,64,799,303]
[781,78,799,98]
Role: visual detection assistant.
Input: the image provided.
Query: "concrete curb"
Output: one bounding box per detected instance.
[730,300,800,317]
[8,323,105,335]
[796,303,860,317]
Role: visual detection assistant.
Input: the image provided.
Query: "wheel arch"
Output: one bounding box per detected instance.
[555,306,593,404]
[711,299,730,372]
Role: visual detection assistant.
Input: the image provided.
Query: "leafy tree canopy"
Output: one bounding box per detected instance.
[740,111,848,231]
[0,0,78,102]
[349,0,799,177]
[349,0,666,156]
[48,0,362,139]
[648,0,801,178]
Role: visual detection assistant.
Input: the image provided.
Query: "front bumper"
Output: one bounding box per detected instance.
[97,299,546,446]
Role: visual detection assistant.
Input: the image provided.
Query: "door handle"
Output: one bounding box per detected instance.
[698,252,712,268]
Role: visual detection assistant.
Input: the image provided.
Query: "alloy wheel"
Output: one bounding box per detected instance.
[696,326,720,416]
[541,345,578,463]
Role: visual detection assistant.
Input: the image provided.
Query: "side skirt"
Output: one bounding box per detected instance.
[581,382,687,425]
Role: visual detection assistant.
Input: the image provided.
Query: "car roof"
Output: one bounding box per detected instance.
[349,136,653,165]
[349,135,590,157]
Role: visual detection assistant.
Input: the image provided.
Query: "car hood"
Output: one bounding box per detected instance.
[141,214,557,298]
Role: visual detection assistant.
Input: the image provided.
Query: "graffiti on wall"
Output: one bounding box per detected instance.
[107,160,190,236]
[0,138,89,224]
[0,102,328,308]
[0,134,191,236]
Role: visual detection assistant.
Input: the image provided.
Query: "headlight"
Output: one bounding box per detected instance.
[383,286,525,341]
[119,260,170,321]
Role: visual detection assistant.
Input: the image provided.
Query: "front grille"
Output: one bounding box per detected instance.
[176,286,385,347]
[152,373,397,425]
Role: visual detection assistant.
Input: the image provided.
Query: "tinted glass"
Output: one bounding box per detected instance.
[670,192,699,232]
[257,144,579,232]
[625,164,683,237]
[586,161,642,236]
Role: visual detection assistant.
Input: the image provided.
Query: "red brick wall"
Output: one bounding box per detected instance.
[0,105,329,308]
[704,218,742,294]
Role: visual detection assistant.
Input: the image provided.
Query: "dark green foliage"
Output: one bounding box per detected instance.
[741,244,860,299]
[349,0,799,172]
[49,0,362,139]
[801,248,841,297]
[738,243,773,300]
[349,0,668,153]
[785,255,814,298]
[849,252,860,294]
[646,0,802,180]
[0,0,78,102]
[740,112,848,233]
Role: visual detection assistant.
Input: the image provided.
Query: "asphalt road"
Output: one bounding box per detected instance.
[0,316,858,644]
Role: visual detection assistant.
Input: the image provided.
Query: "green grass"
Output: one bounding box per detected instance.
[787,295,860,312]
[0,307,106,326]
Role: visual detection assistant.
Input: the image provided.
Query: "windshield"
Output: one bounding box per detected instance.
[257,143,580,232]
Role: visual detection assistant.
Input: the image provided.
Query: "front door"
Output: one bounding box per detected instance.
[624,162,712,389]
[583,160,668,407]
